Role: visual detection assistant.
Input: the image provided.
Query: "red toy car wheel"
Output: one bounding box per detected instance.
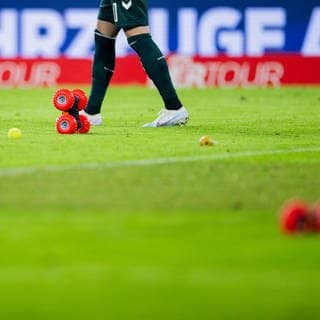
[53,89,75,111]
[78,114,90,133]
[280,200,309,234]
[56,114,77,134]
[72,89,88,111]
[312,203,320,232]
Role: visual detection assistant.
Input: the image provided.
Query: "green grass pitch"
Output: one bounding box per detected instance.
[0,86,320,319]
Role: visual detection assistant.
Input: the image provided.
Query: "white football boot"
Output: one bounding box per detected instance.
[79,110,102,126]
[143,107,189,128]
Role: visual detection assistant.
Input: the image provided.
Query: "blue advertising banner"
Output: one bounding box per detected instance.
[0,0,319,87]
[0,0,319,58]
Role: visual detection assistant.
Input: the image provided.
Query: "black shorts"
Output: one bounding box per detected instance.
[98,0,148,30]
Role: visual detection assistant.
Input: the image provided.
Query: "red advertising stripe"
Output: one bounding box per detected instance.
[0,56,146,87]
[56,56,147,85]
[168,55,320,87]
[0,55,319,88]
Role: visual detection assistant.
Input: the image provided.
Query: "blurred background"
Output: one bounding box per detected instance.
[0,0,319,88]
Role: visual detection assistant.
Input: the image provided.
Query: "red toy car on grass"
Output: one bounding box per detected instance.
[53,88,90,134]
[280,200,320,234]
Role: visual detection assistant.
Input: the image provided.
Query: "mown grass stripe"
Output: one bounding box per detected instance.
[0,146,319,177]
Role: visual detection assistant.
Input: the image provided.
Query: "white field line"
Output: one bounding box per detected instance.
[0,146,319,178]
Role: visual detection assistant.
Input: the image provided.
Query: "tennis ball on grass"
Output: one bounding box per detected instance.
[8,128,22,139]
[199,135,214,146]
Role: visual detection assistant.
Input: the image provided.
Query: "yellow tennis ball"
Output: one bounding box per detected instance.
[8,128,22,139]
[199,135,214,146]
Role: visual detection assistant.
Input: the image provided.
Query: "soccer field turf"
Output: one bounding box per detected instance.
[0,86,319,319]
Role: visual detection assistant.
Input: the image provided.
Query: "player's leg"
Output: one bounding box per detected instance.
[126,28,188,127]
[116,0,188,127]
[126,27,183,111]
[83,3,119,125]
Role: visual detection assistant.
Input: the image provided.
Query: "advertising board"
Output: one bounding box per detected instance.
[0,1,319,87]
